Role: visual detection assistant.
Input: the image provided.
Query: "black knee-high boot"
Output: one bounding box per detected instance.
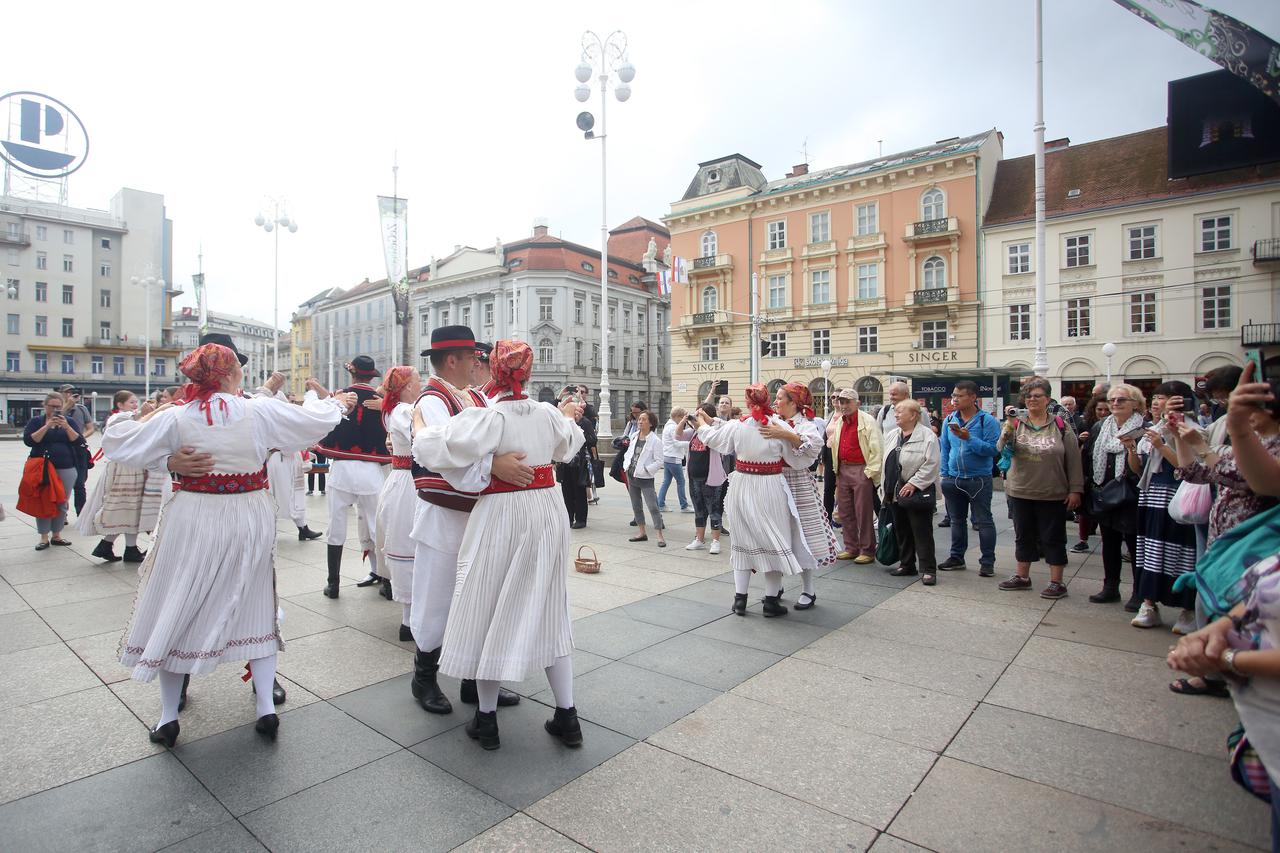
[325,545,342,599]
[412,647,452,714]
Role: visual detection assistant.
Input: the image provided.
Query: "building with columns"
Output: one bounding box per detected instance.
[664,131,1003,417]
[289,287,341,397]
[173,308,281,393]
[311,278,401,389]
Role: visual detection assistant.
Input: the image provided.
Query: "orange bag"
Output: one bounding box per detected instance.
[16,456,66,519]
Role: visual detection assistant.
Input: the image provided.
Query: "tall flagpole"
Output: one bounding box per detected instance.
[1032,0,1049,377]
[392,156,399,367]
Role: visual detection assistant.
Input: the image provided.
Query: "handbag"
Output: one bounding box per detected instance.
[896,483,937,512]
[1228,725,1273,804]
[875,505,899,565]
[1090,474,1137,516]
[1168,480,1211,526]
[609,450,627,484]
[593,458,606,488]
[574,545,602,574]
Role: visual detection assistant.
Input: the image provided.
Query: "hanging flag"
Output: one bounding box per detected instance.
[191,272,208,336]
[1112,0,1280,106]
[376,195,410,331]
[676,256,689,285]
[658,269,670,297]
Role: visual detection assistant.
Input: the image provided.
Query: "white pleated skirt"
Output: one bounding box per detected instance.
[376,469,418,603]
[725,472,816,577]
[118,488,282,682]
[439,488,573,683]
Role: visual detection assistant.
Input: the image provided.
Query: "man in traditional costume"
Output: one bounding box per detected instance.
[406,326,526,715]
[316,355,390,598]
[415,340,586,750]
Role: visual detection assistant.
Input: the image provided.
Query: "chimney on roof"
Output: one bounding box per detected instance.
[532,216,549,238]
[1046,137,1070,152]
[786,163,809,178]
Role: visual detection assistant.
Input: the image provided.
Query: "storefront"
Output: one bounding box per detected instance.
[895,369,1016,422]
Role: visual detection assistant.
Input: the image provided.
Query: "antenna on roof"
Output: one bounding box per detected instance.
[800,138,809,164]
[878,140,883,157]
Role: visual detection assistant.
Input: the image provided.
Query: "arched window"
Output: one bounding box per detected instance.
[701,231,717,259]
[766,378,787,398]
[538,338,554,364]
[922,256,946,290]
[921,187,946,221]
[701,285,718,313]
[698,380,713,401]
[537,386,556,403]
[855,376,883,408]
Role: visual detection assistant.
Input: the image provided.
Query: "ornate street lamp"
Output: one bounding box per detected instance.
[254,198,298,374]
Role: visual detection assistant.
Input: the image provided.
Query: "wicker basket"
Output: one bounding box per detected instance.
[574,545,601,574]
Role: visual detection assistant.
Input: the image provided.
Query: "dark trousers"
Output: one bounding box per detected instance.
[561,477,589,526]
[72,456,88,515]
[1077,514,1096,542]
[1100,522,1138,593]
[1008,496,1068,566]
[821,446,836,520]
[941,476,996,568]
[690,477,724,530]
[893,503,936,574]
[307,471,326,492]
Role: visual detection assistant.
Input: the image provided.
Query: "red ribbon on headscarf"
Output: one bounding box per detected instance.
[782,382,815,420]
[179,343,238,425]
[744,383,776,425]
[490,340,533,401]
[381,366,416,418]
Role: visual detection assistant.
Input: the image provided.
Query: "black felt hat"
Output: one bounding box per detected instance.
[348,354,381,377]
[421,325,490,357]
[198,332,249,366]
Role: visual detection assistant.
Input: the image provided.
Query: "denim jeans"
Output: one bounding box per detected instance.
[657,460,688,509]
[941,475,996,568]
[689,478,724,530]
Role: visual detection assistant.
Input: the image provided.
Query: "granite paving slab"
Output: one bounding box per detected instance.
[868,835,935,853]
[568,610,681,659]
[572,561,701,594]
[0,640,101,710]
[877,588,1045,632]
[65,629,132,683]
[532,660,719,740]
[1035,604,1179,659]
[1011,634,1181,691]
[620,632,782,691]
[0,608,60,654]
[822,562,923,588]
[277,600,343,642]
[327,673,468,747]
[614,594,729,631]
[159,820,269,852]
[0,550,107,585]
[691,610,831,656]
[0,578,31,615]
[811,575,903,607]
[527,742,877,852]
[838,606,1032,664]
[36,591,136,640]
[745,597,870,630]
[564,575,653,611]
[13,570,137,609]
[662,576,755,608]
[451,812,591,853]
[274,626,412,699]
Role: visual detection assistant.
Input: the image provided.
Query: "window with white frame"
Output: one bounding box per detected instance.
[63,229,74,245]
[623,347,631,372]
[63,254,73,272]
[767,274,787,308]
[809,211,830,243]
[767,219,787,250]
[100,237,110,249]
[461,306,471,328]
[113,355,125,376]
[5,350,18,372]
[483,301,494,327]
[922,319,948,349]
[1009,304,1031,341]
[608,305,616,330]
[812,329,830,355]
[856,202,878,236]
[100,321,110,341]
[700,337,719,362]
[767,332,788,358]
[1066,297,1092,338]
[61,317,72,337]
[574,340,583,366]
[856,263,878,299]
[100,262,111,277]
[638,347,646,373]
[36,226,47,240]
[1007,242,1030,274]
[539,296,553,321]
[34,351,47,373]
[1127,224,1157,260]
[61,284,72,304]
[701,285,718,313]
[1064,233,1092,267]
[1129,291,1157,333]
[91,355,103,375]
[592,302,600,326]
[573,299,583,325]
[34,315,47,336]
[36,251,46,270]
[1200,214,1233,252]
[608,345,616,369]
[420,311,430,336]
[1202,283,1231,329]
[439,307,450,326]
[5,313,16,333]
[5,279,16,299]
[858,325,879,353]
[592,343,601,367]
[623,306,631,332]
[921,256,946,290]
[35,281,46,302]
[154,358,166,376]
[538,338,553,364]
[508,298,515,324]
[61,354,73,374]
[637,312,645,335]
[134,356,146,377]
[701,231,717,258]
[810,269,831,304]
[921,188,945,221]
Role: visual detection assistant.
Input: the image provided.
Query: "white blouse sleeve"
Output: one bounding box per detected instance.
[782,417,820,469]
[696,419,738,455]
[100,408,183,470]
[251,394,345,454]
[389,403,413,445]
[411,397,493,491]
[415,406,504,490]
[546,403,586,463]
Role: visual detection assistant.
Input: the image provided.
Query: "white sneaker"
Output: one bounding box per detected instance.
[1171,610,1196,635]
[709,540,721,554]
[1131,602,1162,629]
[685,539,705,551]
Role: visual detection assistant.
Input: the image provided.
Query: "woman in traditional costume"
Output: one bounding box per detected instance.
[694,383,815,617]
[413,340,585,751]
[79,390,173,563]
[101,343,353,748]
[375,366,423,641]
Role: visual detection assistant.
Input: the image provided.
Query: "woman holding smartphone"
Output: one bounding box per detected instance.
[23,393,84,550]
[1084,384,1147,608]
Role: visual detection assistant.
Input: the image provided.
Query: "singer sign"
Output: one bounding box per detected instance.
[0,92,89,179]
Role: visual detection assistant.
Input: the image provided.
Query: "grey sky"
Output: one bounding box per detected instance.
[7,0,1278,329]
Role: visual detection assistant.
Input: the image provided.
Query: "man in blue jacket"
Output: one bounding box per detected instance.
[937,380,1001,576]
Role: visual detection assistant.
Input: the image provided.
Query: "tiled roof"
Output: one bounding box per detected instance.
[984,126,1280,226]
[610,215,667,234]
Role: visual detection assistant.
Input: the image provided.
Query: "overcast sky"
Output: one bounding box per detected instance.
[6,0,1278,328]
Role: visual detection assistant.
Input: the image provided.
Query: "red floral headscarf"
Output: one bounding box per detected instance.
[179,343,239,423]
[490,340,533,400]
[380,366,416,417]
[782,382,815,420]
[744,383,776,425]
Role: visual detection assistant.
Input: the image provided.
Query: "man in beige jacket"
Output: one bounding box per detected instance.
[826,388,883,562]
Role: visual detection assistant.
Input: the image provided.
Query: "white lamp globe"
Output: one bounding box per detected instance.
[254,214,265,227]
[821,359,832,373]
[130,276,140,285]
[614,83,631,102]
[288,222,298,233]
[158,279,166,290]
[574,85,590,103]
[1101,342,1117,358]
[617,62,635,83]
[264,221,275,232]
[278,215,291,228]
[574,62,592,83]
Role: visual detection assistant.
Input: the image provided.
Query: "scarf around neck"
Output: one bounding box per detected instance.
[1092,412,1143,486]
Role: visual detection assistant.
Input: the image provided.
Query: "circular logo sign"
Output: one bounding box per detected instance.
[0,91,90,179]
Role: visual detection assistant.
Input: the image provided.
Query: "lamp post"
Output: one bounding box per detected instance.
[90,391,98,425]
[254,198,298,376]
[821,358,833,419]
[1101,341,1117,385]
[130,270,166,400]
[574,29,635,439]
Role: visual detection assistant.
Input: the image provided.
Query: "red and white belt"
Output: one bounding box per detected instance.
[482,464,556,494]
[175,467,269,494]
[735,460,784,475]
[391,455,413,470]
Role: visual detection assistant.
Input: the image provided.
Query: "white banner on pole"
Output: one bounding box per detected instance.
[377,196,408,288]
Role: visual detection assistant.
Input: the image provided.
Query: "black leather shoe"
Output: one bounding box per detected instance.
[255,713,279,740]
[380,577,393,600]
[1123,597,1141,613]
[91,539,121,562]
[355,573,379,588]
[178,673,190,712]
[937,557,967,571]
[460,679,521,707]
[411,648,452,714]
[545,706,583,748]
[762,594,788,618]
[324,545,342,598]
[253,677,288,706]
[731,593,748,616]
[466,709,500,750]
[889,566,918,577]
[399,624,414,642]
[570,522,586,529]
[795,592,817,610]
[122,545,147,563]
[149,719,180,748]
[1088,587,1121,604]
[297,525,323,541]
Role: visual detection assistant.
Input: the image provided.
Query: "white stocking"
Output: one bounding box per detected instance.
[104,533,119,543]
[249,654,277,718]
[402,604,411,626]
[733,570,751,595]
[764,571,783,597]
[545,655,574,709]
[800,568,816,597]
[157,669,184,726]
[475,679,500,713]
[124,533,138,548]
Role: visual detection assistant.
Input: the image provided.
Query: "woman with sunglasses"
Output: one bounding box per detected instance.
[1084,384,1147,608]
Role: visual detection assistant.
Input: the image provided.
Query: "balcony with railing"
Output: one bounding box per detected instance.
[692,253,733,273]
[83,336,183,352]
[906,286,958,312]
[1242,323,1280,347]
[1253,238,1280,264]
[0,230,31,247]
[801,240,838,260]
[903,216,960,242]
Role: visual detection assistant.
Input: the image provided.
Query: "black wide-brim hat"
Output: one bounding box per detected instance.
[421,325,491,357]
[198,332,249,365]
[348,354,381,376]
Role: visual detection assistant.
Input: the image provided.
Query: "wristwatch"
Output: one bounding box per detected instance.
[1221,647,1243,676]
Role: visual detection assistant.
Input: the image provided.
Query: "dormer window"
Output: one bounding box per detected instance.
[706,168,721,184]
[581,261,594,273]
[608,269,618,279]
[509,257,523,268]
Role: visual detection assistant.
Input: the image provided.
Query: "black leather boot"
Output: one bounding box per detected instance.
[545,706,583,748]
[297,525,322,541]
[398,624,414,642]
[178,673,190,712]
[762,594,788,618]
[731,593,748,616]
[251,677,288,706]
[411,648,452,714]
[460,679,521,707]
[380,577,393,600]
[122,545,147,563]
[1090,554,1122,604]
[324,545,342,598]
[91,539,121,562]
[466,709,500,750]
[255,713,279,740]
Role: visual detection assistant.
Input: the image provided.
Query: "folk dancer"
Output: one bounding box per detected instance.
[258,372,323,542]
[375,366,423,641]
